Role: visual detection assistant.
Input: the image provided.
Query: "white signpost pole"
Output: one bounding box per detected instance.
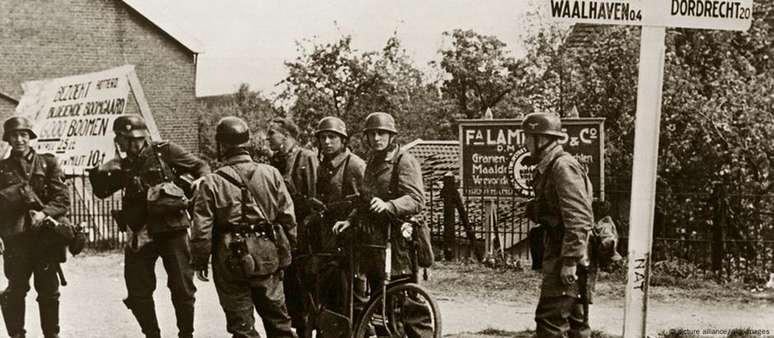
[623,25,665,338]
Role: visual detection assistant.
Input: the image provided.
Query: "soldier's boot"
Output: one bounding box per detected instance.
[172,300,195,338]
[1,292,27,337]
[124,299,161,338]
[39,300,60,338]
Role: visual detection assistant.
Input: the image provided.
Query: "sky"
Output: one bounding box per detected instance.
[138,0,544,98]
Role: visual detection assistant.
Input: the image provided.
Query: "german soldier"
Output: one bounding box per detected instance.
[191,116,297,337]
[266,117,317,336]
[309,116,365,318]
[332,112,432,337]
[523,112,593,338]
[87,115,210,338]
[0,116,70,338]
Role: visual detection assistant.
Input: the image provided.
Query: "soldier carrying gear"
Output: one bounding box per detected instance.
[522,112,594,338]
[0,116,70,338]
[332,112,433,337]
[191,116,298,338]
[267,117,318,337]
[88,114,210,338]
[306,116,366,326]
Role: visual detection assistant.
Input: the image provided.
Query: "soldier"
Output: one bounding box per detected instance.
[310,116,365,315]
[266,117,317,336]
[88,115,210,338]
[522,112,593,338]
[191,116,297,337]
[332,112,432,337]
[0,116,70,338]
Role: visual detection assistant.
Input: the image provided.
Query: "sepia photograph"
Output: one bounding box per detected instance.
[0,0,772,337]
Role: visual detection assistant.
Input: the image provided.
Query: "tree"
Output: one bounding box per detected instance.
[280,34,451,149]
[436,29,527,119]
[197,84,277,164]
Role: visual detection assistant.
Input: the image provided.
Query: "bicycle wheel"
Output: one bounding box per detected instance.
[354,282,442,338]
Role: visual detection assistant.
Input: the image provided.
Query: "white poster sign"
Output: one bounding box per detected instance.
[13,65,155,173]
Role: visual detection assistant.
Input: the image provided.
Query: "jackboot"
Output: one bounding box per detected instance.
[39,300,60,338]
[124,298,161,338]
[1,293,26,337]
[172,300,195,338]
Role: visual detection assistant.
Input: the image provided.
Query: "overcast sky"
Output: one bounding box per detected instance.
[141,0,544,98]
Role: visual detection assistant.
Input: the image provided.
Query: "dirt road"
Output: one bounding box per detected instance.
[4,254,773,337]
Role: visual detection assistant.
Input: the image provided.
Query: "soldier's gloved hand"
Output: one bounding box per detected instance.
[369,197,390,214]
[0,237,4,255]
[98,158,122,172]
[332,220,351,234]
[560,264,578,286]
[28,210,46,229]
[195,267,209,282]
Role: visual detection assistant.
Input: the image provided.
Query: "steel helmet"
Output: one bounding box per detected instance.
[315,116,348,138]
[216,116,250,145]
[364,112,397,134]
[521,113,565,138]
[113,115,149,138]
[3,116,37,142]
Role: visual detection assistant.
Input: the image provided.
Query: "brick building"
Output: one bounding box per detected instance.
[0,0,202,152]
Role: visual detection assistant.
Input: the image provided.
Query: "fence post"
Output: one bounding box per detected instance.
[711,182,727,279]
[441,173,457,261]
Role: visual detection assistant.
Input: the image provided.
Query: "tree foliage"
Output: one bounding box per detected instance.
[280,34,452,150]
[197,84,277,164]
[436,29,527,119]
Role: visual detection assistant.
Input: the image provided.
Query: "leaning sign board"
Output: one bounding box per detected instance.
[548,0,753,30]
[458,118,604,199]
[13,65,160,174]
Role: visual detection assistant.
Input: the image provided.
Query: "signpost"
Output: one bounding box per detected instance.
[13,65,160,174]
[547,1,753,337]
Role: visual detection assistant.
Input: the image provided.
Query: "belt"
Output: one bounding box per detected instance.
[223,223,272,239]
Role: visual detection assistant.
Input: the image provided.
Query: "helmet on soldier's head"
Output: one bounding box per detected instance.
[364,112,397,134]
[113,115,149,138]
[3,116,37,142]
[521,113,565,138]
[216,116,250,146]
[315,116,348,139]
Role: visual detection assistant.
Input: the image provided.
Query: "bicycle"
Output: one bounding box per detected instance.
[297,196,442,338]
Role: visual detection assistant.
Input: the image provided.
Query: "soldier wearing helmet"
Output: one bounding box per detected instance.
[332,112,432,336]
[0,116,70,338]
[303,116,366,318]
[522,112,593,338]
[87,114,210,338]
[191,116,297,338]
[266,117,317,336]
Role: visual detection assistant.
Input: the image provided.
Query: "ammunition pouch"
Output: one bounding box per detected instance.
[146,181,189,216]
[223,225,282,277]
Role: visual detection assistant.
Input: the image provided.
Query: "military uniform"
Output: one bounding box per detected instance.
[89,140,210,338]
[0,149,69,338]
[308,149,366,318]
[191,150,297,338]
[353,144,433,338]
[531,143,593,338]
[270,144,317,336]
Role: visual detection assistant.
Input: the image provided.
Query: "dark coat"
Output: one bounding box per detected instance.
[0,150,69,237]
